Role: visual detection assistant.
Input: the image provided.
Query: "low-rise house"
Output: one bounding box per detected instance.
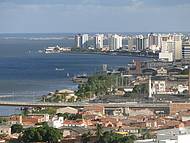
[166,120,182,128]
[22,114,49,126]
[178,84,188,93]
[8,115,22,125]
[145,118,167,129]
[56,107,78,114]
[144,116,183,130]
[82,113,101,120]
[65,95,78,102]
[115,88,125,96]
[125,108,154,116]
[127,115,149,123]
[63,119,92,128]
[8,114,49,126]
[122,126,139,134]
[156,67,167,76]
[101,117,123,128]
[84,105,105,115]
[53,89,78,102]
[49,116,64,128]
[178,110,190,122]
[61,127,90,138]
[0,125,11,136]
[157,127,190,143]
[105,108,124,116]
[182,120,190,127]
[152,80,166,94]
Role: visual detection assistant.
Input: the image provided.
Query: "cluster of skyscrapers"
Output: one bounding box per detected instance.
[74,33,190,61]
[74,33,123,51]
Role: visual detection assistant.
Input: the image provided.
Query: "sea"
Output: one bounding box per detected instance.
[0,33,148,115]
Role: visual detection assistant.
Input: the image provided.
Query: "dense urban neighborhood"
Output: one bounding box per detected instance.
[0,32,190,143]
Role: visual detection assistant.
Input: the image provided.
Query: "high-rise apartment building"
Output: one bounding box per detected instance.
[75,34,81,48]
[81,34,89,48]
[161,34,170,52]
[160,34,182,61]
[94,34,104,49]
[109,34,123,51]
[173,34,182,60]
[182,41,190,59]
[148,33,159,47]
[127,36,134,51]
[136,35,145,51]
[74,34,89,48]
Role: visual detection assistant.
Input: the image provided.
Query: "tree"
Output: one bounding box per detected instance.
[76,74,117,99]
[20,124,62,143]
[96,124,103,143]
[140,129,152,139]
[0,117,7,124]
[11,124,23,134]
[102,131,112,143]
[81,131,91,143]
[133,84,148,94]
[45,127,62,143]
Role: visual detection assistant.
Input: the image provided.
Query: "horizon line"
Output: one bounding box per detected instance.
[0,31,189,34]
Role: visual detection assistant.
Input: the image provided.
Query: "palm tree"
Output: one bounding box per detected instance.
[96,123,103,143]
[141,129,152,139]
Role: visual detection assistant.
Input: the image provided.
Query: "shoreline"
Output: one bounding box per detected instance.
[44,50,158,59]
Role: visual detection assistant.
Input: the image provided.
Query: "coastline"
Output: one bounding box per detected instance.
[0,52,150,115]
[44,50,158,59]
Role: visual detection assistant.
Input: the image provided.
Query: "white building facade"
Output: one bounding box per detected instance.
[94,34,104,49]
[109,34,123,51]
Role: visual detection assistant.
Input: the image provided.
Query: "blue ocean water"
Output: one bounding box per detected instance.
[0,33,148,115]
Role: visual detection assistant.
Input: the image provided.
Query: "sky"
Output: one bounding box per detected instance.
[0,0,190,33]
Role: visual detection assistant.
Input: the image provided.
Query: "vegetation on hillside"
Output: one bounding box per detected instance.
[76,74,118,99]
[132,83,148,94]
[31,107,57,115]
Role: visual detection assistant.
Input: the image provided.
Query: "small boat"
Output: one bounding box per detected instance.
[55,68,64,71]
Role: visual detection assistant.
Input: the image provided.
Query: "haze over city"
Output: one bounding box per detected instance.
[1,0,190,143]
[0,0,190,33]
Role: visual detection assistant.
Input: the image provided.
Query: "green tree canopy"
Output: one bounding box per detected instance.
[11,124,23,134]
[20,124,62,143]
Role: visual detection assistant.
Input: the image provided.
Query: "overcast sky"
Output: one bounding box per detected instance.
[0,0,190,33]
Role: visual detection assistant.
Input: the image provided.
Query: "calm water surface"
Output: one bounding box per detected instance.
[0,34,148,115]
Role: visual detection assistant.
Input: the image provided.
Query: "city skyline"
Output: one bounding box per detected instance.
[0,0,190,33]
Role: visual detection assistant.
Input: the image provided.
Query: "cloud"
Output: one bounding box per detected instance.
[0,0,190,33]
[0,0,190,7]
[0,0,142,7]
